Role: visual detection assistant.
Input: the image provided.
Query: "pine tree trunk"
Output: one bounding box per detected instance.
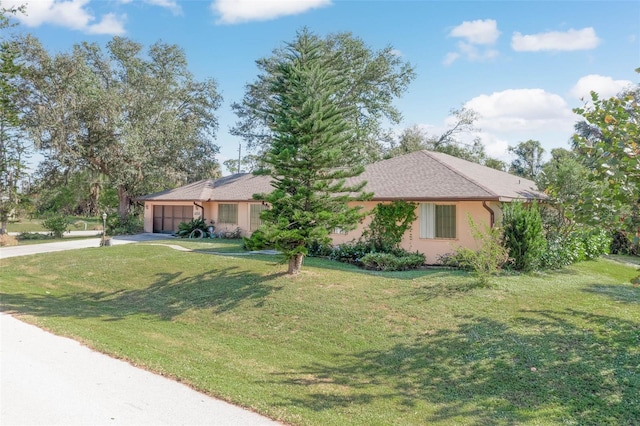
[287,253,304,275]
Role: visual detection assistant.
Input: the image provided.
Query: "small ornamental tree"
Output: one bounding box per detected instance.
[362,201,417,252]
[255,30,370,275]
[502,201,546,272]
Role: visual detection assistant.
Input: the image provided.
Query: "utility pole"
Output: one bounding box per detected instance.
[237,142,242,174]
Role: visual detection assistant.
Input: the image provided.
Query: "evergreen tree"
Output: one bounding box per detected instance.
[502,201,546,272]
[256,30,370,275]
[232,29,415,166]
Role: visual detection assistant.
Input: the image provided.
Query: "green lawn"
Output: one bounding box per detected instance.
[0,242,638,425]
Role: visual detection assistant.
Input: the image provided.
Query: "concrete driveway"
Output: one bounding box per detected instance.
[1,232,173,259]
[0,234,281,425]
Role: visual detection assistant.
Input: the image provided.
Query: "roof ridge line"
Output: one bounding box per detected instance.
[420,150,497,197]
[198,178,217,200]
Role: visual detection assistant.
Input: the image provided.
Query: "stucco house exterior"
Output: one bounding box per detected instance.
[138,150,545,264]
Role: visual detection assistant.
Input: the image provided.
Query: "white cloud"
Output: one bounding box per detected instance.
[443,52,460,66]
[444,42,499,66]
[211,0,331,24]
[449,19,500,45]
[459,41,499,61]
[511,27,600,52]
[444,19,500,65]
[478,133,511,160]
[143,0,182,15]
[464,88,575,133]
[6,0,126,34]
[86,12,126,35]
[570,74,634,100]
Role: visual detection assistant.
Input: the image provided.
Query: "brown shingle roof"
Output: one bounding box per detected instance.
[355,151,544,201]
[136,173,273,202]
[138,150,544,202]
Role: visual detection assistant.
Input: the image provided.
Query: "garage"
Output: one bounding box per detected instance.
[152,205,193,233]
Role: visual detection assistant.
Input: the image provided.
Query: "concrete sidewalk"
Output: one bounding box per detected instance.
[0,314,280,425]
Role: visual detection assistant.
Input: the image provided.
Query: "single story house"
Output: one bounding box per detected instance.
[137,150,545,263]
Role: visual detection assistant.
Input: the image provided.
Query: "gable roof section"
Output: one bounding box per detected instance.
[356,151,543,201]
[136,173,273,202]
[138,150,544,203]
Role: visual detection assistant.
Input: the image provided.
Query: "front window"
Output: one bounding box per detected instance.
[218,203,238,224]
[249,203,268,231]
[420,203,456,239]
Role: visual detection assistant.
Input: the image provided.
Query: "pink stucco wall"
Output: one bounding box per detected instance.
[143,199,499,264]
[143,200,262,236]
[330,201,496,264]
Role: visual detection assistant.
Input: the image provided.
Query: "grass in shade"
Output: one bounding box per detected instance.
[1,243,638,425]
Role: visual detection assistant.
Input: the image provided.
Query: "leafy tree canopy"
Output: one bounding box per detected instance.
[572,80,639,226]
[232,28,416,166]
[0,4,28,234]
[508,139,545,179]
[14,35,222,219]
[387,109,506,170]
[537,148,614,233]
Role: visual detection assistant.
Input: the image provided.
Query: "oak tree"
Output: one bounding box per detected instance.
[15,36,222,220]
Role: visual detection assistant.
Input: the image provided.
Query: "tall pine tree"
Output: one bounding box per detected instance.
[256,30,370,274]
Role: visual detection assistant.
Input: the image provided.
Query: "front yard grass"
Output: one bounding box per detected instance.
[166,238,248,253]
[0,245,638,425]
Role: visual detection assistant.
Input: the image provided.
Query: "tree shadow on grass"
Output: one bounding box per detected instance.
[1,266,285,321]
[583,283,640,304]
[270,309,639,425]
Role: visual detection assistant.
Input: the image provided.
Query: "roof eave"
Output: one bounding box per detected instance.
[370,196,502,202]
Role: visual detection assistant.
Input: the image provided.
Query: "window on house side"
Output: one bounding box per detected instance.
[249,204,268,231]
[420,203,456,239]
[218,203,238,224]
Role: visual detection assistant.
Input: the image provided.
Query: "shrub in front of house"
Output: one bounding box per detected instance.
[325,201,423,271]
[502,201,546,272]
[176,218,210,238]
[306,239,333,257]
[438,216,510,285]
[329,240,373,264]
[360,251,425,271]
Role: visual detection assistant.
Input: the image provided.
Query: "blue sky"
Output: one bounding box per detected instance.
[6,0,639,174]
